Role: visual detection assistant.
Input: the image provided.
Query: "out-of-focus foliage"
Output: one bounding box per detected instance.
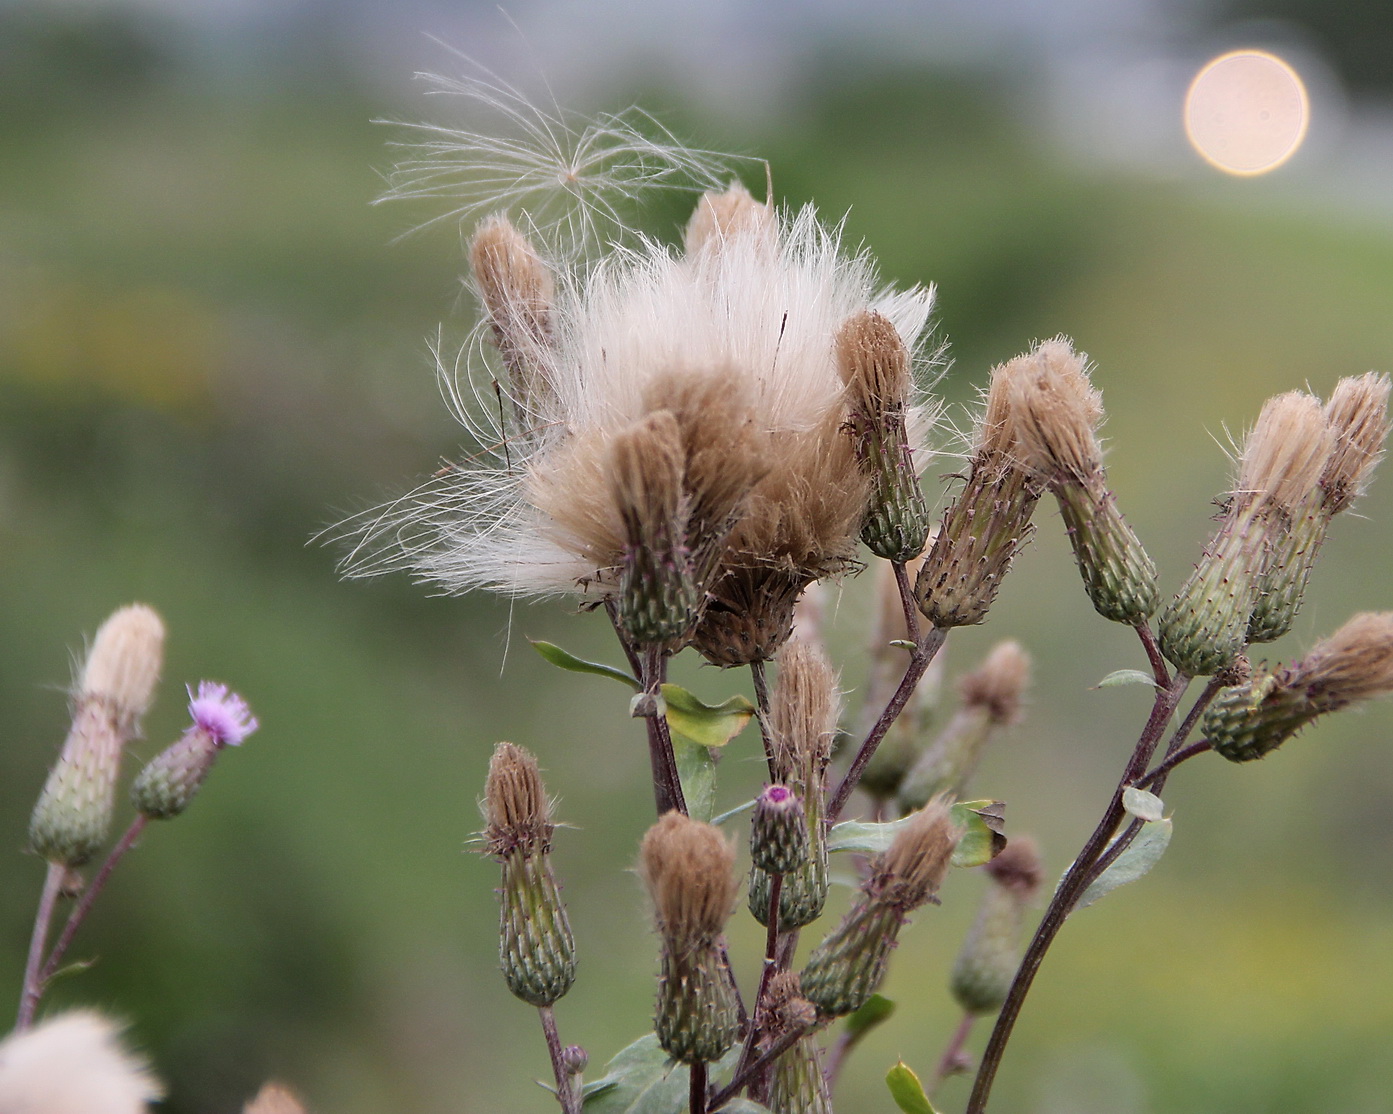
[2,7,1392,1114]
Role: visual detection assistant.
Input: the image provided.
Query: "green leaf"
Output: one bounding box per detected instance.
[1075,818,1173,911]
[672,737,718,824]
[843,994,895,1039]
[886,1060,939,1114]
[710,798,756,826]
[581,1035,768,1113]
[660,684,755,748]
[531,640,640,690]
[1121,786,1164,822]
[1093,669,1160,690]
[827,800,1006,868]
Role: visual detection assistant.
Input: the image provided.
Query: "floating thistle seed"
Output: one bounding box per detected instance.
[482,742,577,1008]
[1249,372,1391,643]
[640,812,742,1065]
[749,642,838,930]
[131,682,259,820]
[836,310,935,562]
[1006,338,1158,624]
[30,605,165,866]
[1159,391,1332,677]
[915,350,1045,629]
[949,837,1044,1016]
[900,640,1029,812]
[759,971,829,1114]
[1204,612,1393,762]
[0,1010,164,1114]
[800,798,961,1017]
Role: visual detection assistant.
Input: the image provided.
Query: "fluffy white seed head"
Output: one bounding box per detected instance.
[0,1011,162,1114]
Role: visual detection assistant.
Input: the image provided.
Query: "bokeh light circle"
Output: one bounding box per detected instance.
[1184,49,1310,176]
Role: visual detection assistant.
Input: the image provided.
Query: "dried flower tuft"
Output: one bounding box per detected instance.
[243,1082,308,1114]
[0,1010,162,1114]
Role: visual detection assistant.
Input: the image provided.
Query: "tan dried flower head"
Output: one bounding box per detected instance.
[1321,371,1391,513]
[483,741,553,855]
[983,835,1044,896]
[684,180,776,257]
[875,796,963,910]
[640,811,740,949]
[1289,611,1393,705]
[836,309,912,416]
[244,1082,308,1114]
[1237,391,1332,510]
[1005,336,1104,484]
[469,214,555,413]
[80,604,165,732]
[957,639,1031,725]
[768,640,841,782]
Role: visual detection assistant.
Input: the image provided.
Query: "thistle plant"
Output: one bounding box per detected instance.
[328,81,1393,1114]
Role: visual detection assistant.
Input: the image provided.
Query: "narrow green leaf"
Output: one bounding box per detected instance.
[1075,818,1173,910]
[843,994,896,1039]
[672,737,718,824]
[1121,786,1164,822]
[581,1034,764,1113]
[710,798,756,826]
[531,640,640,690]
[889,639,916,651]
[886,1060,939,1114]
[827,800,1006,868]
[660,684,755,748]
[1093,669,1160,690]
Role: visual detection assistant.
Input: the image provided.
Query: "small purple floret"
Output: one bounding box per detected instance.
[188,681,259,747]
[763,784,792,805]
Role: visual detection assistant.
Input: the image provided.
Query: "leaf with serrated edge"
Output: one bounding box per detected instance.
[581,1034,767,1113]
[661,684,754,748]
[531,640,640,690]
[672,737,718,824]
[1093,669,1160,690]
[828,800,1005,867]
[1075,818,1173,910]
[1122,786,1164,822]
[886,1060,939,1114]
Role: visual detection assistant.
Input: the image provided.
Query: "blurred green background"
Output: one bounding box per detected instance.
[2,2,1392,1112]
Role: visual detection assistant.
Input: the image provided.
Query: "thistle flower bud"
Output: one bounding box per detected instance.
[836,311,934,562]
[469,214,555,419]
[900,641,1029,811]
[30,605,165,866]
[915,351,1045,628]
[1249,373,1391,643]
[1159,392,1331,676]
[1007,339,1158,624]
[0,1009,163,1114]
[760,972,830,1114]
[749,643,838,930]
[640,812,741,1064]
[1204,612,1393,762]
[684,181,776,257]
[243,1082,307,1114]
[131,682,258,820]
[750,784,810,876]
[950,837,1044,1016]
[481,743,576,1007]
[800,799,961,1016]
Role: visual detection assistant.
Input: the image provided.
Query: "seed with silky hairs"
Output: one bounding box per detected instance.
[950,837,1044,1015]
[640,812,741,1065]
[1159,391,1332,676]
[30,605,165,866]
[800,798,961,1016]
[1205,612,1393,762]
[482,742,576,1008]
[1006,338,1158,625]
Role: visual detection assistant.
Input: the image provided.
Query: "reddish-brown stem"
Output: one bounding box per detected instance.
[39,814,150,989]
[17,862,66,1030]
[750,659,775,776]
[690,1059,708,1114]
[1135,622,1171,688]
[709,1021,817,1110]
[964,670,1191,1113]
[931,1011,978,1094]
[639,646,686,817]
[1136,739,1213,791]
[732,872,785,1098]
[539,1005,580,1114]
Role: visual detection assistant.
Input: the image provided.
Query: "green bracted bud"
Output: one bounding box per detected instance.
[499,852,577,1007]
[750,785,810,876]
[767,1033,833,1114]
[655,946,742,1065]
[1055,481,1159,625]
[617,532,703,646]
[30,700,124,867]
[1247,496,1327,644]
[748,841,828,931]
[949,838,1043,1016]
[131,733,218,820]
[800,901,905,1017]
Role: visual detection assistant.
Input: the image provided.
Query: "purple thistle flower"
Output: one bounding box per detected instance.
[187,681,259,747]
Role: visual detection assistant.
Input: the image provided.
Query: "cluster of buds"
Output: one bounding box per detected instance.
[949,837,1044,1016]
[757,972,828,1114]
[481,742,577,1008]
[800,798,961,1017]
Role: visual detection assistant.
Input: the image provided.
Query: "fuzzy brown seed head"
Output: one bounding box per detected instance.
[684,181,775,257]
[875,796,963,910]
[1237,391,1332,511]
[835,310,912,416]
[1321,372,1391,513]
[470,215,553,346]
[983,835,1044,896]
[1290,611,1393,705]
[957,640,1031,726]
[640,812,739,949]
[80,604,164,733]
[762,970,818,1036]
[244,1082,308,1114]
[483,742,552,856]
[609,412,685,536]
[1005,337,1104,485]
[768,641,840,783]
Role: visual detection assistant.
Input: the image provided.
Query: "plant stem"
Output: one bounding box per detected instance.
[1136,739,1213,791]
[931,1011,977,1094]
[690,1059,707,1114]
[639,646,686,816]
[709,1021,817,1110]
[964,669,1190,1113]
[17,862,66,1030]
[732,872,785,1097]
[750,659,775,776]
[40,815,149,988]
[539,1005,580,1114]
[1135,622,1171,688]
